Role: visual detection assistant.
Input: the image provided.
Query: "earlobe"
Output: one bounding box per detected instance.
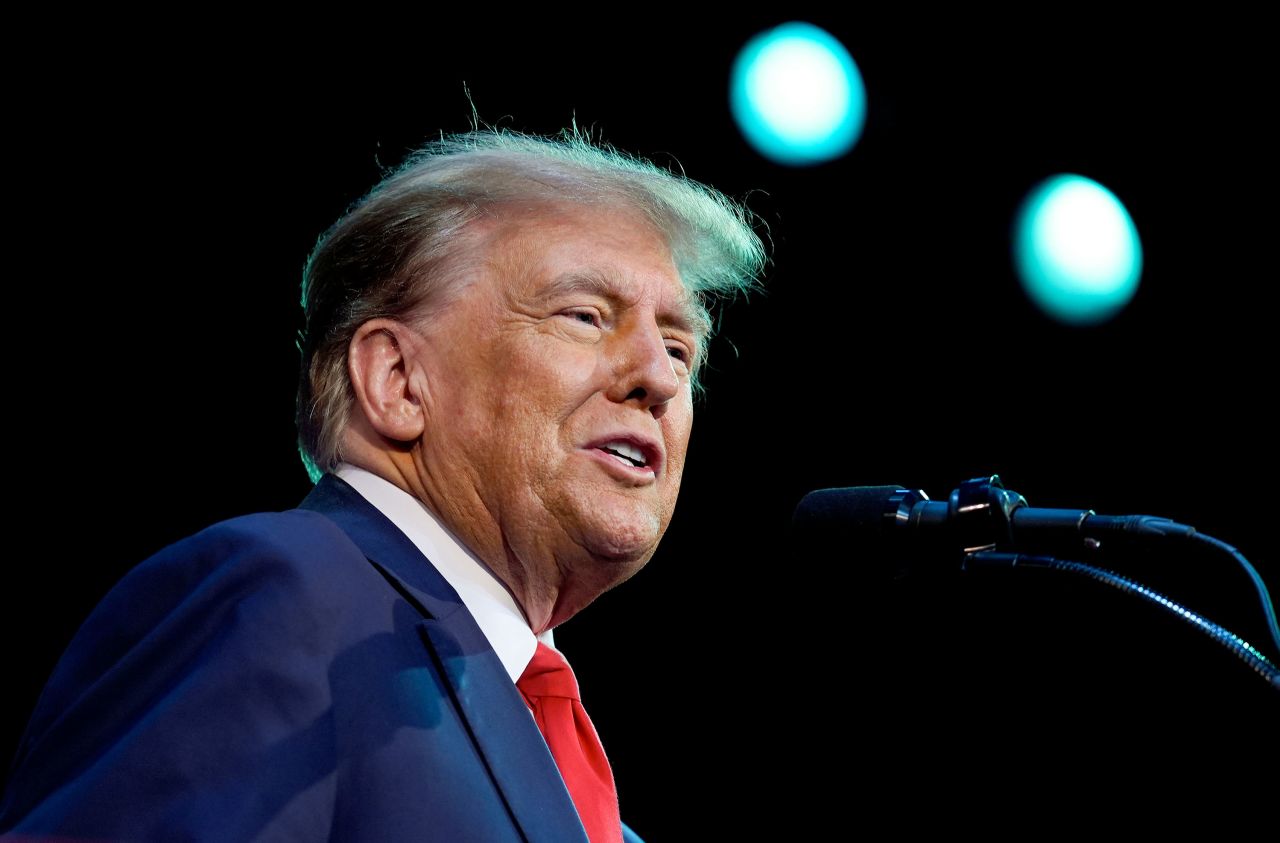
[347,320,427,444]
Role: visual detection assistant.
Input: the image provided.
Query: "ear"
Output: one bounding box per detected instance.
[347,319,427,444]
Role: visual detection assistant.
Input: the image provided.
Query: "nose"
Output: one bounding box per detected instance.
[607,319,681,417]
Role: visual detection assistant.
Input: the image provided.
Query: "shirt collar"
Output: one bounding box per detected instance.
[334,463,552,681]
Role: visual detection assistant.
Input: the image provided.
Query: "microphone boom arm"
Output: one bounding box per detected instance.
[967,550,1280,692]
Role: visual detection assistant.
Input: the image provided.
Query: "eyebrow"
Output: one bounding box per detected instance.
[541,270,710,341]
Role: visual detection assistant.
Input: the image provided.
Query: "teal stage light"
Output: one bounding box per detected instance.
[730,22,866,166]
[1013,174,1143,325]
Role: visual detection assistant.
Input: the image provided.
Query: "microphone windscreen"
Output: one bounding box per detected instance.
[791,486,905,534]
[790,486,906,570]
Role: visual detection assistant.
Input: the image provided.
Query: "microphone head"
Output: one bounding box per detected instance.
[791,486,908,535]
[791,486,913,574]
[791,485,964,584]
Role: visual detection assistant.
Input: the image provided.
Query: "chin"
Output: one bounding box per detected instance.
[579,507,665,564]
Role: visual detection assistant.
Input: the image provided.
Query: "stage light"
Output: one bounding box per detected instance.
[1013,174,1143,325]
[730,22,866,166]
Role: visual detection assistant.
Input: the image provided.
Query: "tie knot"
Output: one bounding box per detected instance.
[517,641,581,702]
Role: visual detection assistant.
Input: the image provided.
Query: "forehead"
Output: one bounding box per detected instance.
[478,201,704,330]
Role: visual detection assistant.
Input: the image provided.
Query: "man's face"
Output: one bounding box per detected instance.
[410,202,699,622]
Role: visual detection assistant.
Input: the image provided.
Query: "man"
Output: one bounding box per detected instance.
[0,129,764,841]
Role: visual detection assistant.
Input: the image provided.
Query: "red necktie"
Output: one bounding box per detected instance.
[517,642,623,843]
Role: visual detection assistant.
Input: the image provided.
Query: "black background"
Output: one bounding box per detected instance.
[7,13,1276,836]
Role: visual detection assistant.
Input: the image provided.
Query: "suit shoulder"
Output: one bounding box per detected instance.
[14,508,382,757]
[156,507,366,576]
[0,507,371,838]
[88,507,382,656]
[110,507,382,616]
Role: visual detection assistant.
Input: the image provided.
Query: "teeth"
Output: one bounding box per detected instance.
[602,441,647,467]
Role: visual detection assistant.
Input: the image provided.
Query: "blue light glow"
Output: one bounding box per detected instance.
[730,22,866,166]
[1013,174,1143,325]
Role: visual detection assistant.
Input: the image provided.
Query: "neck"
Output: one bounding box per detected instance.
[341,445,578,633]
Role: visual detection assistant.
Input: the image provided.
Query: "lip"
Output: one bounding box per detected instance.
[582,432,664,482]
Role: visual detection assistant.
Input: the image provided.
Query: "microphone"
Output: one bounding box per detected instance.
[791,475,1196,575]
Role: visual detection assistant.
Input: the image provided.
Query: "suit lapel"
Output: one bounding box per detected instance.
[300,474,588,843]
[417,618,591,843]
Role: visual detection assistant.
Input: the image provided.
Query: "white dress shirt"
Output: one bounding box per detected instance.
[334,463,553,682]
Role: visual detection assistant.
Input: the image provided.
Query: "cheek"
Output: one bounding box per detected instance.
[662,402,695,474]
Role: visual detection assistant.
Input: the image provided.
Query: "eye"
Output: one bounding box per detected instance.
[562,309,602,328]
[666,343,693,371]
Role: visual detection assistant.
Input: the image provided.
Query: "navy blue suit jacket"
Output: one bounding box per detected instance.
[1,474,634,841]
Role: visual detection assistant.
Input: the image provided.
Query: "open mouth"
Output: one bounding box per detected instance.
[598,441,648,468]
